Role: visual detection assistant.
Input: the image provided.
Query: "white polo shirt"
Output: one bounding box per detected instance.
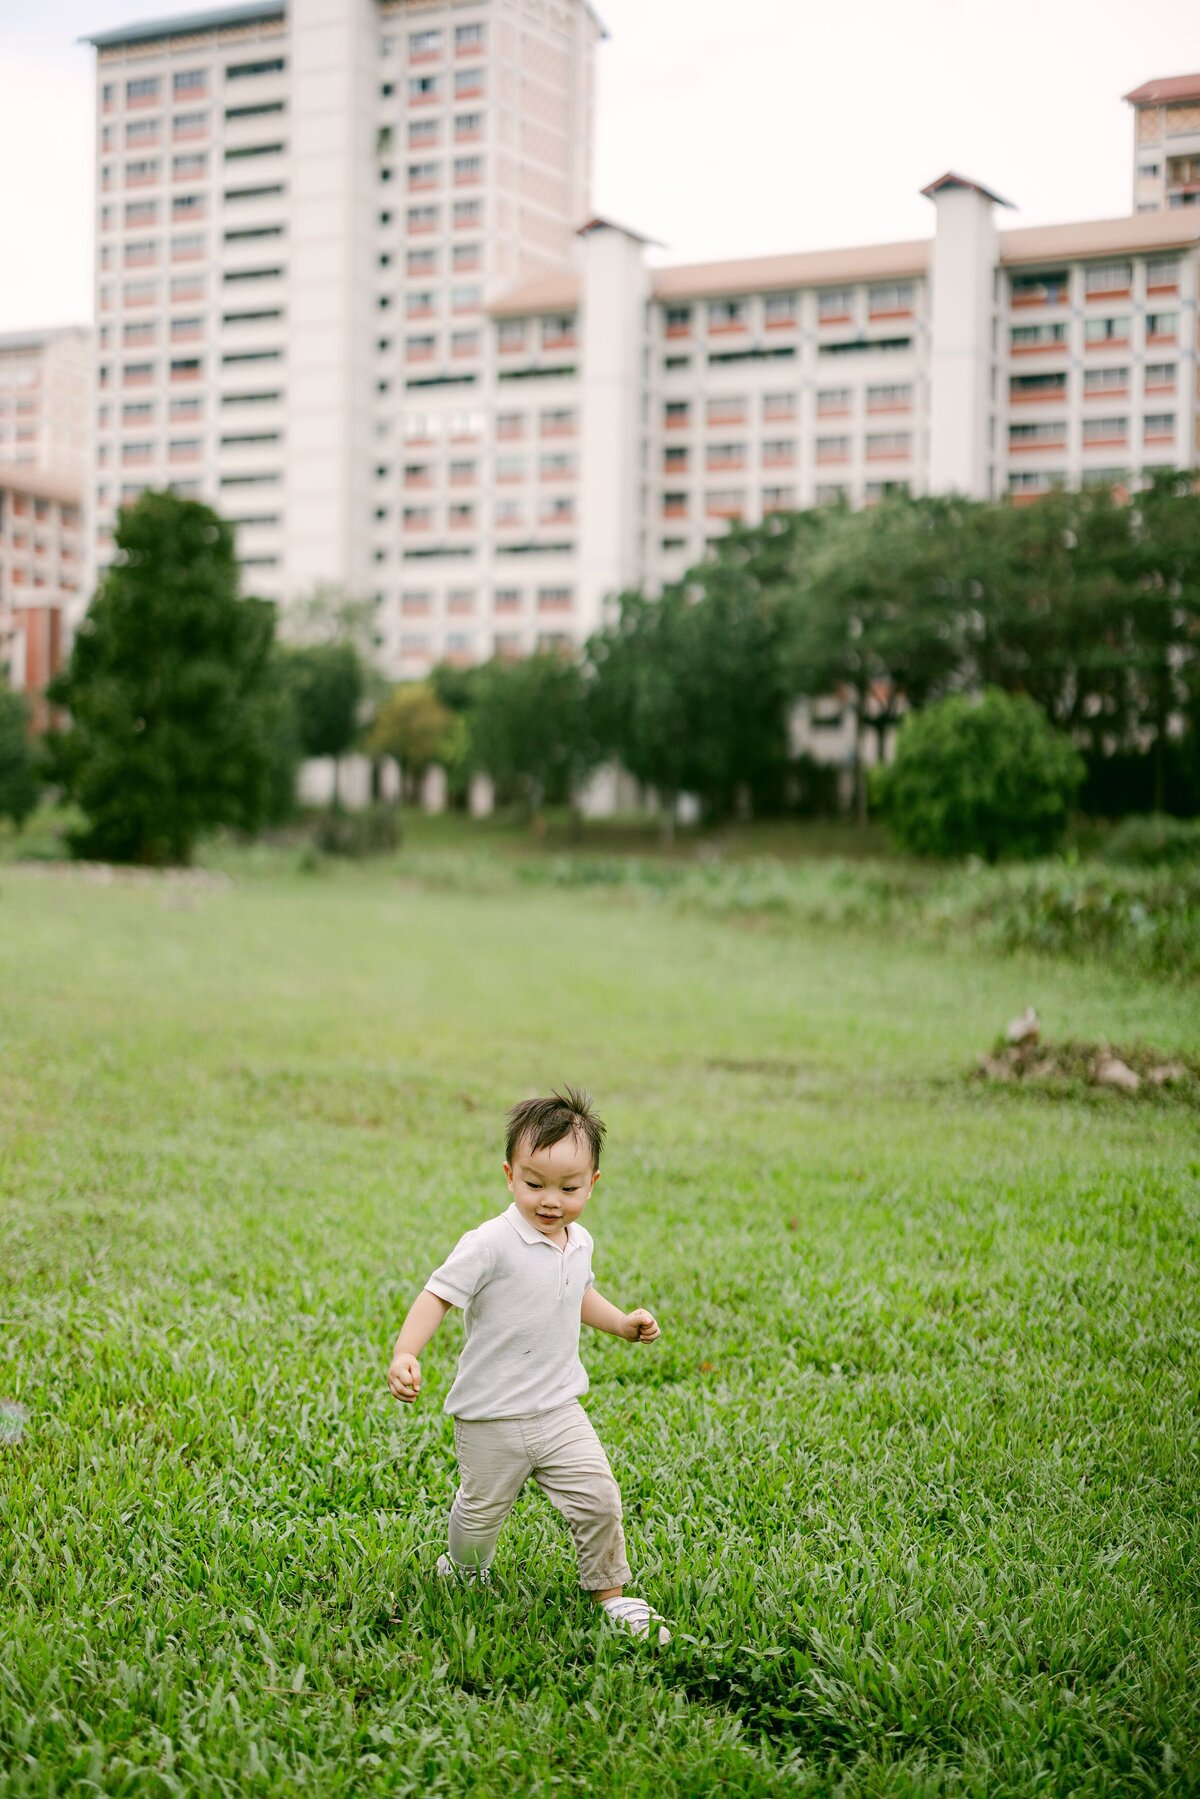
[424,1202,596,1420]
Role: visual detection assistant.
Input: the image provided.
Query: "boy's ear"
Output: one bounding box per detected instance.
[503,1161,513,1183]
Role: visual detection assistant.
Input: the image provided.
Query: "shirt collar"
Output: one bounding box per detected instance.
[503,1201,585,1251]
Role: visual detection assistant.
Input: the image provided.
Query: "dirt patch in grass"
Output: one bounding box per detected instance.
[974,1037,1200,1103]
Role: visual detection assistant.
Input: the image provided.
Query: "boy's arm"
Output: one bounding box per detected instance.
[388,1289,453,1403]
[581,1286,660,1343]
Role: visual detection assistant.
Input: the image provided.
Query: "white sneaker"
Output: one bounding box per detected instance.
[435,1553,491,1586]
[600,1595,670,1645]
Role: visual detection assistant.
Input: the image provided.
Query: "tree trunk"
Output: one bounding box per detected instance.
[854,700,869,825]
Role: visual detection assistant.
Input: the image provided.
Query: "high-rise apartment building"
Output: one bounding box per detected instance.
[85,0,601,624]
[84,11,1200,679]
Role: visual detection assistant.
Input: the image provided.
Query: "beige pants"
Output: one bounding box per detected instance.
[448,1399,632,1590]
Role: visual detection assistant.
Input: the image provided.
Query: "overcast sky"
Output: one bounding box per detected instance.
[0,0,1196,331]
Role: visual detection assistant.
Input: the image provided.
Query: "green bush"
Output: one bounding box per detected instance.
[1101,812,1200,868]
[311,803,402,859]
[872,689,1085,862]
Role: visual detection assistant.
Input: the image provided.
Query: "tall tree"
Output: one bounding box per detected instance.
[0,683,39,827]
[470,651,596,812]
[46,490,278,865]
[277,641,365,808]
[784,495,976,819]
[366,680,465,801]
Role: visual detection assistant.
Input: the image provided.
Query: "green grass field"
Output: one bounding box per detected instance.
[2,851,1198,1796]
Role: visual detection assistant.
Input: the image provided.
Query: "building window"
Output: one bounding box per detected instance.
[407,205,439,233]
[410,28,443,57]
[866,431,912,458]
[1081,417,1127,442]
[1144,362,1177,391]
[815,436,850,462]
[816,387,852,415]
[453,155,483,184]
[409,75,441,102]
[455,22,485,50]
[818,288,853,322]
[1146,311,1179,340]
[1081,367,1127,394]
[1084,261,1132,296]
[455,68,484,98]
[451,284,481,312]
[409,118,439,148]
[664,401,690,428]
[453,199,483,228]
[126,76,161,104]
[174,70,207,95]
[226,59,285,80]
[126,158,161,186]
[1146,257,1179,288]
[706,395,747,424]
[1083,317,1130,345]
[1144,413,1176,439]
[408,160,439,189]
[866,382,912,414]
[1011,322,1068,349]
[455,112,484,140]
[1010,270,1069,306]
[497,320,526,352]
[868,281,914,315]
[126,118,160,146]
[764,293,796,325]
[173,152,208,179]
[707,298,747,330]
[1008,421,1067,445]
[407,248,437,276]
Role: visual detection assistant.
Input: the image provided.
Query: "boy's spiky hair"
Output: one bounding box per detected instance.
[505,1086,607,1170]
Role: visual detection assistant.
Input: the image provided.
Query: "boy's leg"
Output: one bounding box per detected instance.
[526,1401,632,1594]
[446,1416,531,1572]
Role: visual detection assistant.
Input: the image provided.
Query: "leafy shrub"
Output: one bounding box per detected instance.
[1101,812,1200,869]
[872,689,1085,861]
[312,804,402,859]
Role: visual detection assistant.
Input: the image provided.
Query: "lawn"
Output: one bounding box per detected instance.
[1,851,1198,1797]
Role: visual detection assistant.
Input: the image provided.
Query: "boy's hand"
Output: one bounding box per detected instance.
[388,1351,422,1403]
[622,1308,660,1344]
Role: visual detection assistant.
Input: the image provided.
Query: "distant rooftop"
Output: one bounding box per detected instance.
[83,0,607,49]
[84,1,284,50]
[0,326,89,352]
[1123,73,1200,106]
[490,208,1200,316]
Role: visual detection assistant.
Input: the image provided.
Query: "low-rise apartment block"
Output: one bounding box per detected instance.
[0,470,84,727]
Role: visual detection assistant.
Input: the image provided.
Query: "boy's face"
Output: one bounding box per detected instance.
[504,1130,599,1239]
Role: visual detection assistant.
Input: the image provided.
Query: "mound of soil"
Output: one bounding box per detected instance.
[975,1037,1197,1096]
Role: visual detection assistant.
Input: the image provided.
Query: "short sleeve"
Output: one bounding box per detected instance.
[582,1228,596,1291]
[425,1227,492,1308]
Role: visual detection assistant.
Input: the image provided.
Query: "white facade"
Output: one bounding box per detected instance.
[84,13,1200,676]
[0,327,90,485]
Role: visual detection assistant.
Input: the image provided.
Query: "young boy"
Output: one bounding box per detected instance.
[387,1086,669,1643]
